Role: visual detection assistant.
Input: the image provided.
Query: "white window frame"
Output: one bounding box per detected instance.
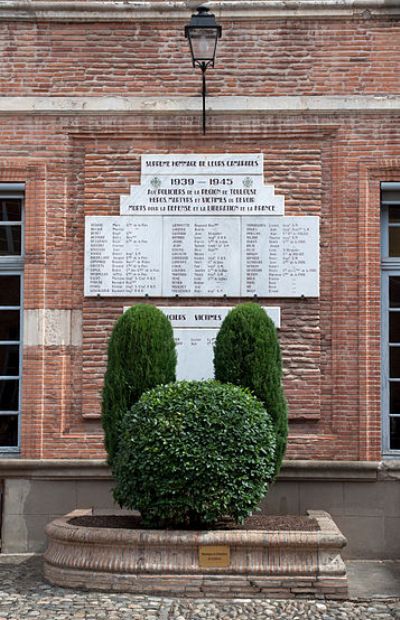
[0,183,24,453]
[381,181,400,457]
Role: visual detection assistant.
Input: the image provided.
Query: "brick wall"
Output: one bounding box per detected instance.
[0,13,398,461]
[1,20,400,96]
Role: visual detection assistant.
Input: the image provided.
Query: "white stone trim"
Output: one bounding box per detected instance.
[24,309,82,347]
[0,1,398,21]
[2,95,400,116]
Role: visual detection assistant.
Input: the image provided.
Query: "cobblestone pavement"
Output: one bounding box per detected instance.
[0,556,399,620]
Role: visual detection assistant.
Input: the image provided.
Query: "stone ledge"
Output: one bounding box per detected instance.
[2,96,400,116]
[0,459,382,480]
[0,459,110,480]
[282,460,380,481]
[0,1,399,22]
[378,460,400,480]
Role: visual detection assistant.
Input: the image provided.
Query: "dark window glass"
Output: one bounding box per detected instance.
[0,380,18,410]
[383,190,400,204]
[0,199,21,222]
[389,277,400,308]
[389,312,400,342]
[0,345,19,376]
[390,417,400,450]
[389,207,400,223]
[0,310,20,341]
[0,275,20,306]
[390,347,400,377]
[0,414,18,447]
[0,194,22,450]
[0,226,21,255]
[390,382,400,414]
[389,227,400,257]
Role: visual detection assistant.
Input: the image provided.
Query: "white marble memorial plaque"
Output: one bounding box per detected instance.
[162,217,241,297]
[85,215,319,297]
[86,218,113,295]
[157,306,280,329]
[141,154,264,175]
[120,153,284,216]
[242,217,319,297]
[174,328,217,380]
[84,216,162,297]
[164,306,280,380]
[84,154,320,298]
[123,305,281,380]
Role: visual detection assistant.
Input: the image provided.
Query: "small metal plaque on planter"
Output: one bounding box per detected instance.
[198,545,230,568]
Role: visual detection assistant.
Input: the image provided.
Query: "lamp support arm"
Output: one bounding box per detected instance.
[185,6,221,135]
[201,62,207,135]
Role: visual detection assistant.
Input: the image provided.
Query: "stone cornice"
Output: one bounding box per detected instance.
[0,1,399,22]
[0,458,383,480]
[1,95,400,115]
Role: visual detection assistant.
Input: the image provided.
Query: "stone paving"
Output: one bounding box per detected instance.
[0,556,400,620]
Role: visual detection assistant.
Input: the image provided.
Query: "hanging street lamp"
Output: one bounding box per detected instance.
[184,6,222,135]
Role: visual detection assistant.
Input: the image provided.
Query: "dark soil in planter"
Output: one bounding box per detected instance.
[69,514,320,531]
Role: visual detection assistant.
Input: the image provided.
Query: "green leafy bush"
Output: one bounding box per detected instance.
[112,380,276,527]
[213,302,288,476]
[102,304,176,464]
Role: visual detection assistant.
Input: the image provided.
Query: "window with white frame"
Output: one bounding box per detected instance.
[381,182,400,455]
[0,183,24,451]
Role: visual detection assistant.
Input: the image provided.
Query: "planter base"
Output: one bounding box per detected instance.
[44,509,348,599]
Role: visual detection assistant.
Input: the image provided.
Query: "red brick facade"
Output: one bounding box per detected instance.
[1,7,399,462]
[1,20,400,96]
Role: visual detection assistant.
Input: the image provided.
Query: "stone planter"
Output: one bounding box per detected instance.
[44,509,347,599]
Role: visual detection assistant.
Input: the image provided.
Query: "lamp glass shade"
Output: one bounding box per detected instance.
[185,7,222,68]
[188,28,219,64]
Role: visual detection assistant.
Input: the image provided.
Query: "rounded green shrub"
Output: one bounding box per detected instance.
[102,304,176,464]
[112,380,277,527]
[213,302,288,476]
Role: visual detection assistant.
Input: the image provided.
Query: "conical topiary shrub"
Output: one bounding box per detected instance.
[213,302,287,476]
[102,304,176,464]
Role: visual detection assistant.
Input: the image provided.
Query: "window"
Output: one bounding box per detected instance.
[0,184,24,452]
[381,182,400,455]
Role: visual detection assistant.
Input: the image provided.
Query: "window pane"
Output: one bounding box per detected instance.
[0,275,20,306]
[0,345,19,376]
[0,310,20,341]
[0,414,18,447]
[0,199,21,222]
[383,189,400,204]
[0,380,19,410]
[390,382,400,414]
[390,417,400,450]
[390,347,400,377]
[389,311,400,342]
[389,277,400,308]
[0,226,21,255]
[389,207,400,223]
